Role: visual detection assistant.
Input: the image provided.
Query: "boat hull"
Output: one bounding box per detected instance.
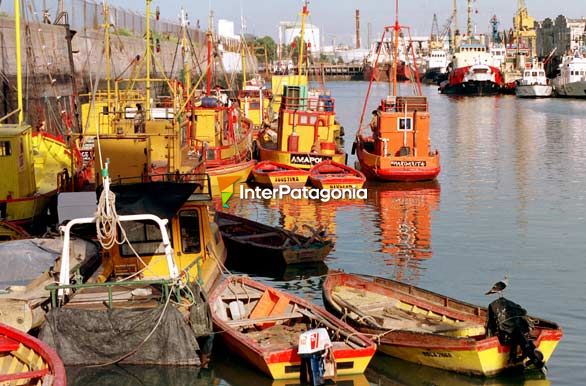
[0,193,53,224]
[515,85,552,98]
[440,80,501,96]
[553,80,586,98]
[356,141,440,182]
[309,161,366,189]
[207,160,256,196]
[211,276,376,380]
[322,272,563,377]
[0,322,66,386]
[252,161,310,189]
[216,212,332,265]
[259,145,347,170]
[310,176,365,190]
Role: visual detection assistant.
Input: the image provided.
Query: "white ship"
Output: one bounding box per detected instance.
[515,62,552,98]
[552,52,586,98]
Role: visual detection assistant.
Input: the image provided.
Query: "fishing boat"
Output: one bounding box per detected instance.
[323,271,563,376]
[210,275,376,379]
[39,172,225,366]
[516,62,552,98]
[0,1,79,226]
[251,161,310,189]
[309,160,365,190]
[354,2,440,182]
[216,211,332,265]
[0,322,66,386]
[257,1,346,170]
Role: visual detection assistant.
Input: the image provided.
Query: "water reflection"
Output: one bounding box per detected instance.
[67,365,213,386]
[368,182,440,284]
[366,355,550,386]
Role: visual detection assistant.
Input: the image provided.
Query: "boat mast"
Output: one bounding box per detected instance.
[297,1,309,80]
[15,0,24,124]
[180,8,190,99]
[451,0,457,51]
[206,9,212,95]
[466,0,473,37]
[391,0,399,97]
[103,4,112,112]
[145,0,152,118]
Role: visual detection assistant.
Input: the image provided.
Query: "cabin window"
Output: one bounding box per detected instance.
[179,210,201,254]
[532,72,538,76]
[0,141,11,157]
[120,220,167,256]
[397,117,413,132]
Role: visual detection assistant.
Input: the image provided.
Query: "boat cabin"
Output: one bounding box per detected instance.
[238,88,273,127]
[0,125,38,221]
[370,96,430,158]
[190,95,252,167]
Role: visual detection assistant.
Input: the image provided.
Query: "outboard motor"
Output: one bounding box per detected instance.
[486,297,545,369]
[298,328,336,386]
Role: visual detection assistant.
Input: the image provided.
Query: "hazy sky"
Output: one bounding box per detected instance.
[118,1,583,44]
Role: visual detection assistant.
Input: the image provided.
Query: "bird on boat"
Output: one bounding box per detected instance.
[485,276,508,296]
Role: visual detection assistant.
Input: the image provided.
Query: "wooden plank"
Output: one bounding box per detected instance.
[227,312,303,327]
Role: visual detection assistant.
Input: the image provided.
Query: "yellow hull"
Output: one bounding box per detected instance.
[266,356,373,380]
[2,194,52,223]
[378,339,560,376]
[208,160,255,196]
[32,133,77,194]
[315,182,365,190]
[259,146,346,170]
[253,173,309,189]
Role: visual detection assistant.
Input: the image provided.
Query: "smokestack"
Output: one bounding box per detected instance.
[355,9,361,49]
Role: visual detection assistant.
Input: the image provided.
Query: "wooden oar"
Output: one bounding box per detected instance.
[297,308,368,348]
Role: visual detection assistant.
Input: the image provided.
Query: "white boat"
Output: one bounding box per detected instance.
[552,52,586,98]
[516,62,552,98]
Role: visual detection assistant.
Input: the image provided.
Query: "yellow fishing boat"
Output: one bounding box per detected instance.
[0,2,78,226]
[257,2,346,170]
[323,271,563,377]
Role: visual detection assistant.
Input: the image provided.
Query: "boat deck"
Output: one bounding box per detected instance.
[63,285,162,311]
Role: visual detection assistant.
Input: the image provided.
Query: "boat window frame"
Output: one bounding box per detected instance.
[178,208,203,255]
[397,117,413,132]
[119,219,170,257]
[0,141,11,157]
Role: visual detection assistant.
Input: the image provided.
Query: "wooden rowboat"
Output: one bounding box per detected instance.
[216,211,333,265]
[323,271,563,376]
[0,322,66,385]
[210,276,376,380]
[309,161,366,190]
[252,161,310,189]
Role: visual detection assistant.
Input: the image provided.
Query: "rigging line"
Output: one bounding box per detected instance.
[187,29,204,77]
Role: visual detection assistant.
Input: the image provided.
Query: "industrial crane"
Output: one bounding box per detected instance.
[429,13,455,50]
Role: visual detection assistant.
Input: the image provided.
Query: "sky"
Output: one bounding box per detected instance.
[116,1,584,45]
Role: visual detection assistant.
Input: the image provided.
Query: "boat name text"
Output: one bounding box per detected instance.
[290,153,332,166]
[390,160,427,167]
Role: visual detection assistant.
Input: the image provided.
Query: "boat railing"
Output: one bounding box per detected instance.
[381,96,428,113]
[46,278,177,310]
[110,173,213,201]
[281,96,336,113]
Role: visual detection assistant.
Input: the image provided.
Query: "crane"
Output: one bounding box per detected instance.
[430,13,455,50]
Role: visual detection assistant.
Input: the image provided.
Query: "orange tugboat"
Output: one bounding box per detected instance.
[251,161,309,189]
[309,160,365,190]
[354,1,440,182]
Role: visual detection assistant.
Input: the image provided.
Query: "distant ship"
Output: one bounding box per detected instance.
[552,51,586,98]
[363,38,417,82]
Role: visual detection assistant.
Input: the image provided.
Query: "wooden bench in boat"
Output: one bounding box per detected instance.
[226,312,303,327]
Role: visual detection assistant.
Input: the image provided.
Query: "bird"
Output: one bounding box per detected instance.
[485,276,508,296]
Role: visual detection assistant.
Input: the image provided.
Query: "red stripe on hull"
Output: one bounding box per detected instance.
[361,164,440,182]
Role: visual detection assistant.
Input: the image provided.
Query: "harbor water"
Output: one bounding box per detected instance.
[68,82,585,385]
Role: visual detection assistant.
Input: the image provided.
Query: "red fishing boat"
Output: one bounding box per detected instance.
[210,276,376,380]
[309,160,365,189]
[354,1,440,182]
[251,161,310,189]
[0,323,66,385]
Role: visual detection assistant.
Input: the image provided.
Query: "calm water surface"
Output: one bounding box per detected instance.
[68,83,586,385]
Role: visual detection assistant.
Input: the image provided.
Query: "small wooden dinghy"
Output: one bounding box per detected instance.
[323,271,563,376]
[0,322,66,385]
[211,276,376,380]
[251,161,310,189]
[309,161,366,189]
[216,211,333,265]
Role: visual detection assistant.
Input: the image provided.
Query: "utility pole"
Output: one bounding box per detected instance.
[466,0,473,36]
